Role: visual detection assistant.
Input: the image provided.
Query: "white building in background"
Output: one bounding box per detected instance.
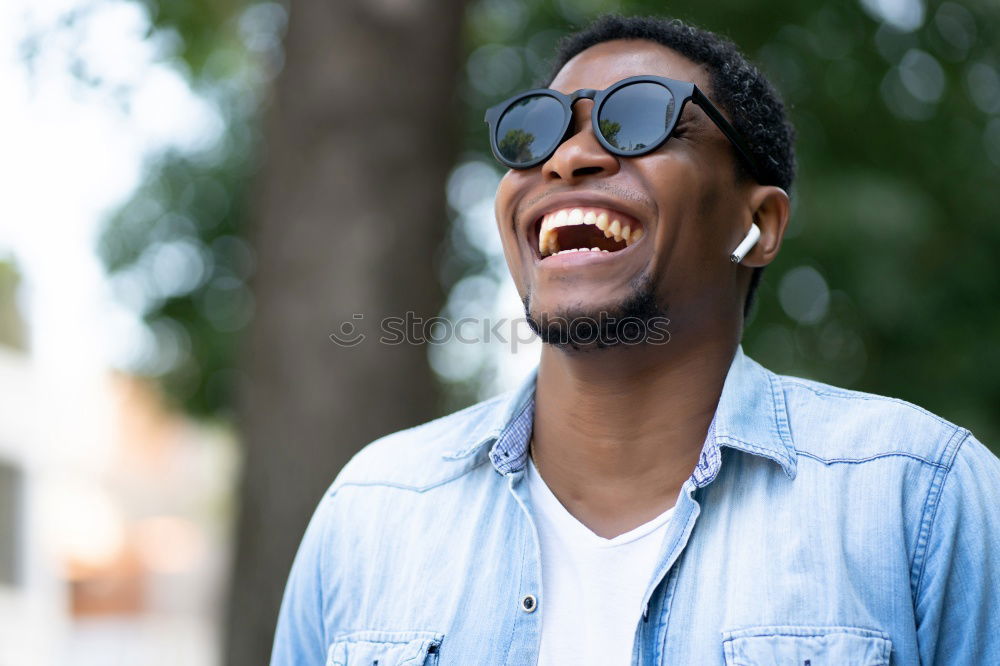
[0,264,239,666]
[0,344,68,666]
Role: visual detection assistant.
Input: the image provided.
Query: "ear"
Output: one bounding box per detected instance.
[738,185,790,267]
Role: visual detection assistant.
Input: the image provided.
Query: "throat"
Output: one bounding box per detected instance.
[530,345,733,523]
[530,438,685,540]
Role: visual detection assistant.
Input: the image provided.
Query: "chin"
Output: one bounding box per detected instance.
[523,276,671,350]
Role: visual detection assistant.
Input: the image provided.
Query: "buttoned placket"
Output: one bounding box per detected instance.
[633,479,704,665]
[504,467,544,665]
[633,420,729,665]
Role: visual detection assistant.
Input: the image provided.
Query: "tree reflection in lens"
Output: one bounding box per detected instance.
[599,83,675,152]
[496,94,563,164]
[499,128,537,163]
[599,118,622,148]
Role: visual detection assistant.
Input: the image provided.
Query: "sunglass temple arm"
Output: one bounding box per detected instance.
[691,88,766,184]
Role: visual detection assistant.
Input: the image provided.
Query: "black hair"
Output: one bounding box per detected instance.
[545,14,796,318]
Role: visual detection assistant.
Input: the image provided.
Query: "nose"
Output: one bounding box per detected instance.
[541,99,620,184]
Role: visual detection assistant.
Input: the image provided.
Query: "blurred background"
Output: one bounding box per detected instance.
[0,0,997,663]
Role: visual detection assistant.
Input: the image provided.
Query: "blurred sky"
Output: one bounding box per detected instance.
[0,0,220,386]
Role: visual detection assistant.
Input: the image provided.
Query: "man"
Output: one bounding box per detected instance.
[272,15,1000,665]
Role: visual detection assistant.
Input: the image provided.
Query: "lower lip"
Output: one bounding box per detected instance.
[537,248,628,267]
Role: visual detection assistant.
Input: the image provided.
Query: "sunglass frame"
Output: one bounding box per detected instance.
[484,74,765,183]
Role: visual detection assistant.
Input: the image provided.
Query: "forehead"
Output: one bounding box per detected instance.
[550,39,710,94]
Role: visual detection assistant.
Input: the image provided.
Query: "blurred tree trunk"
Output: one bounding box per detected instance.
[225,1,467,662]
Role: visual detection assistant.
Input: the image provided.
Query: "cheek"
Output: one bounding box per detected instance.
[696,182,743,253]
[493,176,514,228]
[636,157,704,247]
[493,174,529,287]
[637,158,739,301]
[494,179,519,254]
[650,163,732,250]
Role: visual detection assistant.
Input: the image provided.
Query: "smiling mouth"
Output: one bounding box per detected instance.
[535,207,644,258]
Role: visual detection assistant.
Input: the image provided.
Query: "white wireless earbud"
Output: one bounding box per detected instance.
[729,222,761,264]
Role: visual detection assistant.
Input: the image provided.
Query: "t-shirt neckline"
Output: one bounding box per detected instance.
[526,456,677,549]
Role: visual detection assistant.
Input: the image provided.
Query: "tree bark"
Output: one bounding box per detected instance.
[225,1,467,662]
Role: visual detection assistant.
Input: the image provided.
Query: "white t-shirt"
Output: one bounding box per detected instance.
[526,456,676,666]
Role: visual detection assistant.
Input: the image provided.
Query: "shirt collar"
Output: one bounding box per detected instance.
[695,346,797,485]
[440,365,538,464]
[442,346,797,482]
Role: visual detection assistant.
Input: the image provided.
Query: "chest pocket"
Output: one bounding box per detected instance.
[327,630,444,666]
[721,625,892,666]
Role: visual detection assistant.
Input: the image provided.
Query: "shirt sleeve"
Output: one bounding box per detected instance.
[270,492,335,666]
[914,432,1000,664]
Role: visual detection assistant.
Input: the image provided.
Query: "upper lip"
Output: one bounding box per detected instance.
[518,191,647,244]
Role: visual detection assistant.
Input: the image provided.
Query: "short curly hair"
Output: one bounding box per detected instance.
[545,14,796,317]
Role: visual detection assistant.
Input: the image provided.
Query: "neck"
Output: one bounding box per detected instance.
[531,335,737,537]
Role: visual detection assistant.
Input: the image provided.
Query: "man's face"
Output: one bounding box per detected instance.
[494,39,754,345]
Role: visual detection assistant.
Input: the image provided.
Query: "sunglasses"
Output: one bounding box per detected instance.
[484,74,765,183]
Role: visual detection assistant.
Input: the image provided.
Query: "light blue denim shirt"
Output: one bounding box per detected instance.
[271,347,1000,665]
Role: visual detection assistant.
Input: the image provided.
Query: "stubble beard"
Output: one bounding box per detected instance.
[522,274,670,351]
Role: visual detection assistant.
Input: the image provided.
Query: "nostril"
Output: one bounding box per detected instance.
[573,166,603,177]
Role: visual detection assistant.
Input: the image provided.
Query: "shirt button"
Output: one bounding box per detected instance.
[521,594,537,613]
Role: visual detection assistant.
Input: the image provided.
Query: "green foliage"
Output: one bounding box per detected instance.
[99,140,258,417]
[457,0,1000,445]
[133,0,248,78]
[98,0,281,419]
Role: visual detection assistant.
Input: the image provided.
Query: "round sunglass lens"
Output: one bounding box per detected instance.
[598,82,676,152]
[496,94,565,165]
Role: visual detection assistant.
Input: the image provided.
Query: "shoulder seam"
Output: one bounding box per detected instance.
[328,457,490,497]
[780,377,958,431]
[910,428,972,601]
[796,450,948,469]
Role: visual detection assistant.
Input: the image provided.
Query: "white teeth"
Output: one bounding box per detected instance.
[610,219,622,242]
[553,247,604,256]
[537,207,643,257]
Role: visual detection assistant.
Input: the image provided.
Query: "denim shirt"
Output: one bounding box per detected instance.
[271,347,1000,665]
